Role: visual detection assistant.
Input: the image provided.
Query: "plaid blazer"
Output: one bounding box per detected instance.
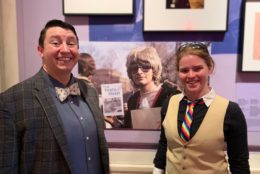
[0,69,109,174]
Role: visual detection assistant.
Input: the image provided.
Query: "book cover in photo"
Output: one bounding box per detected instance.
[101,83,124,116]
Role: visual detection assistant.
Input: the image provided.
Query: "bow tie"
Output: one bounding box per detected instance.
[55,82,81,102]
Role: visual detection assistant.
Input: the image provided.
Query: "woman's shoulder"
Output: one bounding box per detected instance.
[226,100,243,113]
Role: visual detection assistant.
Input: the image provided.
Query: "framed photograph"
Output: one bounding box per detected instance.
[63,0,133,15]
[143,1,228,31]
[79,41,179,149]
[241,0,260,72]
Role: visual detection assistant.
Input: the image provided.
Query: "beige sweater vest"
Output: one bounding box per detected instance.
[163,94,229,174]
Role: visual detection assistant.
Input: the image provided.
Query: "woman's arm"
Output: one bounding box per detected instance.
[225,101,250,174]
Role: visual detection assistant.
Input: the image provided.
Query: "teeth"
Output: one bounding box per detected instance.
[58,57,71,61]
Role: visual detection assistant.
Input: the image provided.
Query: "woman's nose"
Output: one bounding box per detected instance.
[187,70,195,77]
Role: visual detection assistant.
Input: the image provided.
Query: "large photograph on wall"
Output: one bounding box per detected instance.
[79,41,180,148]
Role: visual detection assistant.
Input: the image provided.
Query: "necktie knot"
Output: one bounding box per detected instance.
[181,98,204,143]
[187,100,195,107]
[186,98,204,106]
[55,82,81,102]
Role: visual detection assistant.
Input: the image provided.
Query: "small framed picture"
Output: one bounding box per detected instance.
[143,1,228,31]
[63,0,133,15]
[241,0,260,72]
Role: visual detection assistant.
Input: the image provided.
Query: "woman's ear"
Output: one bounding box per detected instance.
[208,66,214,75]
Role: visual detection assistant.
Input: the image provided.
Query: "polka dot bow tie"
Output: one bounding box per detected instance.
[55,82,81,102]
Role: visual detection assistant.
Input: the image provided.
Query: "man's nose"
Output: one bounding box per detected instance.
[60,43,69,52]
[136,67,144,73]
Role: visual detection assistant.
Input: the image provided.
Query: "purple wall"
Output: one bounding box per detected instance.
[16,0,260,147]
[16,0,88,81]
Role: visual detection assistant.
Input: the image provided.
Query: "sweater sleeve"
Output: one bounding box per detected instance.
[224,101,250,174]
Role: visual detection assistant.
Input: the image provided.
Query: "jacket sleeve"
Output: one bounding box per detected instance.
[0,93,19,174]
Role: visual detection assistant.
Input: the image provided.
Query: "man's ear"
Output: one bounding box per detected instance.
[37,46,44,58]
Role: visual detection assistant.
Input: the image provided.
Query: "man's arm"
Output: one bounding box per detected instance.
[0,94,19,173]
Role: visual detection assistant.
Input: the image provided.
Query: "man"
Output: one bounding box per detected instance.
[77,53,124,128]
[0,19,109,174]
[78,52,96,86]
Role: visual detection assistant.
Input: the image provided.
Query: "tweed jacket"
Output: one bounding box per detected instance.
[0,69,109,174]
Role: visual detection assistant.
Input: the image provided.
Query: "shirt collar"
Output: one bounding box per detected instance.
[202,88,216,107]
[42,68,76,88]
[179,88,216,107]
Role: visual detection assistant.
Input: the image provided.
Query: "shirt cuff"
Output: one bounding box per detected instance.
[153,167,164,174]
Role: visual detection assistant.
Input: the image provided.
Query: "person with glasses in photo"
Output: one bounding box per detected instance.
[153,42,250,174]
[123,46,180,128]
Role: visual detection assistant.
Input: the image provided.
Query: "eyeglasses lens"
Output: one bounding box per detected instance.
[130,62,152,73]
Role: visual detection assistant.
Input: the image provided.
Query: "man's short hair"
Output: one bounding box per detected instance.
[38,19,79,48]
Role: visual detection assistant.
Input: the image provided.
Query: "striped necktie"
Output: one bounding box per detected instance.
[180,99,203,143]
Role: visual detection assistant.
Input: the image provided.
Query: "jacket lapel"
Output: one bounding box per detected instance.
[32,70,73,172]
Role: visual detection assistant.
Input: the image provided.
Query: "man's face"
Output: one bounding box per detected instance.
[130,62,154,88]
[38,27,79,79]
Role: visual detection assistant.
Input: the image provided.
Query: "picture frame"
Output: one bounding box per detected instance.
[79,41,179,149]
[63,0,133,15]
[241,0,260,72]
[143,1,229,31]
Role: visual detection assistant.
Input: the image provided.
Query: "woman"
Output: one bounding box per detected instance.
[153,42,250,174]
[123,46,180,128]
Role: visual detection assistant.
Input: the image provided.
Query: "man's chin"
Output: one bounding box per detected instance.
[58,65,75,71]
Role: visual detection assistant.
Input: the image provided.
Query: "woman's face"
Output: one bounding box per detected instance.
[178,54,212,100]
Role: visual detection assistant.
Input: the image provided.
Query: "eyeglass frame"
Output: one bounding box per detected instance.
[176,42,209,56]
[175,42,214,72]
[129,62,152,74]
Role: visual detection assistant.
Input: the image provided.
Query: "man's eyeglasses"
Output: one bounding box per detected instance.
[176,42,209,55]
[129,62,152,74]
